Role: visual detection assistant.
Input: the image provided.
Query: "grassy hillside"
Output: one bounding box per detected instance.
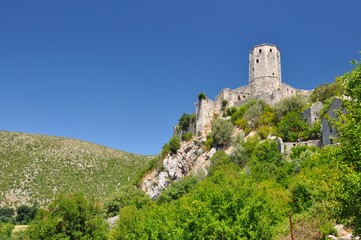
[0,131,153,207]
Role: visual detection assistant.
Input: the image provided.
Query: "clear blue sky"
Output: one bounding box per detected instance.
[0,1,360,155]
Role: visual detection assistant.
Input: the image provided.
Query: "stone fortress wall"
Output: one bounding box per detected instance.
[195,43,312,137]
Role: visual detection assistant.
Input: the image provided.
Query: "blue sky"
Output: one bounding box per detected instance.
[0,1,360,155]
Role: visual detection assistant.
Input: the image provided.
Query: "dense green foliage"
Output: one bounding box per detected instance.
[309,78,344,103]
[335,58,361,235]
[0,222,14,239]
[28,193,108,240]
[277,112,309,141]
[110,164,290,240]
[0,131,152,208]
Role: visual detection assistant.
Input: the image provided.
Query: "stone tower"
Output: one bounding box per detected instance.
[249,44,281,96]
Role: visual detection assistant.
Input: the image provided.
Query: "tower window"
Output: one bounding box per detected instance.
[253,68,254,71]
[272,73,274,76]
[256,59,259,63]
[270,49,272,52]
[259,49,262,53]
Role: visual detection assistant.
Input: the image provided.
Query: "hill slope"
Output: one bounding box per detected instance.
[0,131,152,207]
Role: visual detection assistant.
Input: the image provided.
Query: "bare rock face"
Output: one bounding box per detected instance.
[141,139,211,199]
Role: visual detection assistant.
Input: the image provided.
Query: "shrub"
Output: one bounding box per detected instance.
[290,145,319,160]
[277,112,309,142]
[210,118,233,149]
[104,185,152,217]
[274,96,306,121]
[290,182,313,213]
[230,145,248,167]
[160,143,171,159]
[243,99,269,129]
[178,113,196,131]
[0,208,15,224]
[242,134,261,156]
[157,176,198,204]
[257,125,272,139]
[168,136,181,154]
[0,208,14,219]
[198,92,206,101]
[221,99,228,110]
[0,223,14,239]
[203,135,213,151]
[309,78,344,103]
[15,205,37,224]
[248,140,283,181]
[308,120,321,140]
[133,156,162,187]
[182,132,193,142]
[209,150,232,174]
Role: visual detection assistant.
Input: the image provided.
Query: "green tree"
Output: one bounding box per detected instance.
[28,193,108,240]
[105,185,152,217]
[0,207,15,224]
[15,205,37,224]
[248,140,283,181]
[210,118,233,149]
[274,96,306,121]
[309,78,344,103]
[277,112,309,142]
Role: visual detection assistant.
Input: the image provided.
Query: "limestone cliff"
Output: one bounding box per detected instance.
[141,138,215,199]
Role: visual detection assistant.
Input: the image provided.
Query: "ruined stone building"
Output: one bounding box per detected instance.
[195,43,312,137]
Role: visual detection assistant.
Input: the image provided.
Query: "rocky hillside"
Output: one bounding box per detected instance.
[141,138,214,199]
[0,131,153,207]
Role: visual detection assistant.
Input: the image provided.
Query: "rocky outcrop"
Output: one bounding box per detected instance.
[141,139,213,199]
[327,224,359,240]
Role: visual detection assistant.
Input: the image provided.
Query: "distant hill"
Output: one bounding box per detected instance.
[0,131,153,207]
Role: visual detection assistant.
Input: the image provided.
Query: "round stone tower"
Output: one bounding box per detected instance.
[248,44,281,96]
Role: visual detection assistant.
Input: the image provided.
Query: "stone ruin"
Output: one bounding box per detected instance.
[195,43,312,137]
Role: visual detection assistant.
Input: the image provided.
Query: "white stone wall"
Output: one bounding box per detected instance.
[195,98,217,136]
[214,86,251,110]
